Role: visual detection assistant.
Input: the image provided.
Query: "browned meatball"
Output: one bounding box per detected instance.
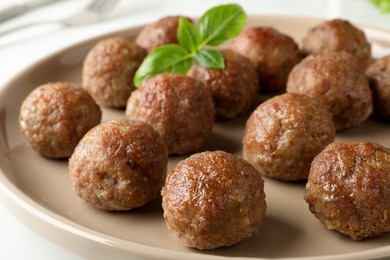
[135,16,192,53]
[19,82,101,158]
[230,27,301,91]
[188,49,259,119]
[162,150,266,249]
[365,55,390,122]
[243,93,335,181]
[305,142,390,241]
[82,37,146,108]
[126,73,215,155]
[287,51,372,131]
[69,119,168,211]
[302,19,371,68]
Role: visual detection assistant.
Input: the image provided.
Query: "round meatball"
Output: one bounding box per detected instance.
[302,19,371,68]
[82,37,146,108]
[365,55,390,122]
[69,119,168,211]
[230,27,301,91]
[287,51,373,131]
[136,16,192,53]
[188,49,259,119]
[305,142,390,241]
[126,73,215,155]
[162,150,266,249]
[19,82,101,158]
[243,93,335,181]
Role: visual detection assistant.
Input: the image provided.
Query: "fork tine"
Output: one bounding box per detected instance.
[88,0,118,13]
[87,0,105,10]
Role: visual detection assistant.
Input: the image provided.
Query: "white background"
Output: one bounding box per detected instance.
[0,0,389,259]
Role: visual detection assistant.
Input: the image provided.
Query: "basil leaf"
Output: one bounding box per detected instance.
[178,17,200,52]
[134,44,193,87]
[194,49,225,69]
[198,4,246,47]
[370,0,390,13]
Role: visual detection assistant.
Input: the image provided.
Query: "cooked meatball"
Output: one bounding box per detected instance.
[82,37,146,108]
[126,73,215,155]
[365,55,390,122]
[230,27,301,91]
[69,119,168,211]
[305,142,390,241]
[188,49,259,119]
[162,150,266,249]
[19,82,101,158]
[135,16,192,53]
[302,19,371,68]
[243,93,335,181]
[287,51,372,131]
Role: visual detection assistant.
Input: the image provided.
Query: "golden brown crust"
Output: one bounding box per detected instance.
[365,55,390,122]
[135,16,192,53]
[126,73,215,155]
[287,51,372,131]
[69,119,168,211]
[162,150,266,249]
[243,93,335,181]
[82,37,146,108]
[305,142,390,241]
[302,19,371,68]
[188,49,259,119]
[19,82,101,158]
[230,27,301,91]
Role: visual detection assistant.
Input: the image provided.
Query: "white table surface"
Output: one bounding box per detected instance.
[0,0,389,259]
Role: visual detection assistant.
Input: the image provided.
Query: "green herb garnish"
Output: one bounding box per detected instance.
[370,0,390,13]
[134,4,247,87]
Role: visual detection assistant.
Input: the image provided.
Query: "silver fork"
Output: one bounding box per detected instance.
[0,0,119,37]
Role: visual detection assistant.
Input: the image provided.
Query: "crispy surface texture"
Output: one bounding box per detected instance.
[243,93,335,181]
[162,151,266,249]
[82,37,146,108]
[365,54,390,122]
[188,49,259,119]
[230,27,301,91]
[302,19,371,68]
[19,82,101,158]
[135,16,192,52]
[305,142,390,241]
[69,119,168,211]
[287,51,372,131]
[126,73,215,155]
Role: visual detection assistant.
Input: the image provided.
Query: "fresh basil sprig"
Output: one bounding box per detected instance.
[134,4,247,87]
[370,0,390,13]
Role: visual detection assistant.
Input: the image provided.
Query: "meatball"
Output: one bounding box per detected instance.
[188,49,259,119]
[126,73,215,155]
[19,82,101,158]
[230,27,301,91]
[69,119,168,211]
[243,93,335,181]
[301,19,371,68]
[135,16,192,53]
[365,55,390,122]
[305,142,390,241]
[287,51,373,131]
[82,37,146,108]
[162,150,266,249]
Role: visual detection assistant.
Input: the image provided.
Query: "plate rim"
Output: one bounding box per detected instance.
[0,14,390,260]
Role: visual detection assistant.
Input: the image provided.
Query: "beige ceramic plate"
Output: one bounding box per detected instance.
[0,16,390,260]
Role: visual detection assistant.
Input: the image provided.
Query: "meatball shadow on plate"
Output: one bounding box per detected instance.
[195,130,242,155]
[196,214,301,258]
[336,118,390,143]
[217,92,284,128]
